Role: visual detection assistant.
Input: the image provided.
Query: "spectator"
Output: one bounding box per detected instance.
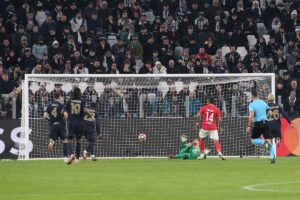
[128,35,143,59]
[292,60,300,81]
[282,71,291,91]
[266,36,277,57]
[274,47,287,75]
[60,60,71,74]
[56,14,71,35]
[255,36,268,58]
[243,48,260,72]
[31,63,44,74]
[5,49,18,70]
[189,91,201,117]
[139,60,153,74]
[226,12,242,34]
[11,64,23,82]
[87,12,102,34]
[0,72,17,105]
[287,48,300,71]
[211,59,226,74]
[5,13,18,35]
[0,72,17,118]
[70,11,87,33]
[1,0,300,119]
[263,58,276,73]
[75,25,88,45]
[231,83,247,116]
[153,61,167,74]
[193,47,212,65]
[230,27,248,48]
[122,59,134,74]
[83,85,99,107]
[283,91,300,118]
[284,39,298,57]
[51,50,65,73]
[33,82,49,116]
[151,91,169,117]
[108,62,120,74]
[225,46,241,72]
[215,26,231,47]
[32,37,48,60]
[212,49,226,67]
[50,83,66,103]
[20,48,37,73]
[204,37,218,56]
[73,60,89,74]
[167,59,188,74]
[276,80,288,103]
[89,60,106,74]
[112,37,126,57]
[290,79,300,99]
[194,13,208,33]
[209,14,225,34]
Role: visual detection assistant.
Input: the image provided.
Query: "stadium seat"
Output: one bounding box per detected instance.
[257,23,267,36]
[263,34,270,44]
[237,47,248,58]
[61,83,73,93]
[174,81,184,92]
[78,82,88,92]
[221,46,230,56]
[46,83,54,93]
[174,47,183,59]
[94,82,105,95]
[108,35,117,47]
[247,35,257,48]
[158,81,169,94]
[189,82,198,91]
[29,82,39,93]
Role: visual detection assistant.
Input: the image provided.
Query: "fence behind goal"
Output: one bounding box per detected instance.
[20,74,275,160]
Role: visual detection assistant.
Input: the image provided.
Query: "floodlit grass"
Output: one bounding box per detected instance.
[0,157,299,200]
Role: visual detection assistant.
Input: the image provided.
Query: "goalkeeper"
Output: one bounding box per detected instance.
[169,135,209,160]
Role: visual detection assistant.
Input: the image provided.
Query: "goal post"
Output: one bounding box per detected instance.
[20,73,275,160]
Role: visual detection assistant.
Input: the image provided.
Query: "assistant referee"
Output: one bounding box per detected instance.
[246,90,275,164]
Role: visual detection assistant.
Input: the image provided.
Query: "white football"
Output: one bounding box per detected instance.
[138,133,146,141]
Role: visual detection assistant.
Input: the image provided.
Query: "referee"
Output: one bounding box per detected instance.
[246,90,275,164]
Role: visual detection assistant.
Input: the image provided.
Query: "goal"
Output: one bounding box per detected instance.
[20,74,275,160]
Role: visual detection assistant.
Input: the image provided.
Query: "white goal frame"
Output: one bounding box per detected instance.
[20,73,275,160]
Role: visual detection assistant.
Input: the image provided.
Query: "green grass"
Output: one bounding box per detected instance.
[0,158,300,200]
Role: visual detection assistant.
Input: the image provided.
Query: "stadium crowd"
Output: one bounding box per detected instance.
[0,0,300,119]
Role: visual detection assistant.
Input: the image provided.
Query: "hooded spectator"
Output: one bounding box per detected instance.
[153,61,167,74]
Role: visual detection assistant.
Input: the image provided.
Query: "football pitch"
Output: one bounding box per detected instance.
[0,158,299,200]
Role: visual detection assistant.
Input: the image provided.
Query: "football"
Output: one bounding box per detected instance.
[138,133,146,141]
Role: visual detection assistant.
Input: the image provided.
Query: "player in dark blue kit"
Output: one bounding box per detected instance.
[267,94,294,144]
[64,87,94,165]
[82,102,100,161]
[43,93,68,161]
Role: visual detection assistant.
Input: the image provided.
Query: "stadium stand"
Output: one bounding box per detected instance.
[0,0,300,119]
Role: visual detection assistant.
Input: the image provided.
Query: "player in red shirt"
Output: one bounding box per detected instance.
[196,97,225,160]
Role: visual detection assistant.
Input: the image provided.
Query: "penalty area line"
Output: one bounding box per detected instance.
[242,181,300,193]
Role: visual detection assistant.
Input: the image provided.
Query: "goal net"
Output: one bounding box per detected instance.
[20,74,275,160]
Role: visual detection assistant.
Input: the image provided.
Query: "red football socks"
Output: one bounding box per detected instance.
[215,142,222,153]
[199,140,205,154]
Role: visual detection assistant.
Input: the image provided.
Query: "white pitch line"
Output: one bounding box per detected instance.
[242,181,300,193]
